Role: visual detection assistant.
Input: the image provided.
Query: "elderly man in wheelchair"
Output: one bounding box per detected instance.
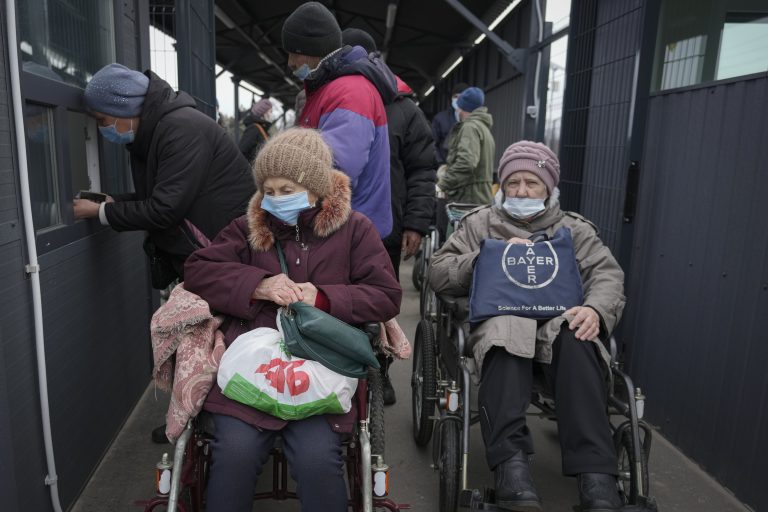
[428,140,626,511]
[175,128,402,512]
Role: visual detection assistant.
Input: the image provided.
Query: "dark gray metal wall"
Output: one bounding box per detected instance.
[422,0,533,163]
[624,75,768,512]
[560,0,644,252]
[0,1,155,511]
[176,0,216,118]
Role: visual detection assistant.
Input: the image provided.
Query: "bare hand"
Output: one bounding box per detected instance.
[105,195,115,203]
[564,306,601,341]
[252,274,304,306]
[73,199,100,220]
[507,237,533,246]
[402,230,422,260]
[296,282,318,306]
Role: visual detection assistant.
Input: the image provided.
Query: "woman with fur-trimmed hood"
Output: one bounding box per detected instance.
[184,128,401,512]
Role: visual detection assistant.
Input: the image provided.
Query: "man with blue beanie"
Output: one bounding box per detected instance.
[75,63,255,287]
[437,86,495,204]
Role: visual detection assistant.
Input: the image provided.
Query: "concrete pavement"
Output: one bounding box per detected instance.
[71,259,751,512]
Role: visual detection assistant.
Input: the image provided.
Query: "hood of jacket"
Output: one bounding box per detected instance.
[394,75,414,100]
[129,71,196,158]
[464,106,493,130]
[306,45,398,105]
[246,170,352,251]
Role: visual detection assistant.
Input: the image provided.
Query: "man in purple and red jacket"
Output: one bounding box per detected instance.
[282,1,397,239]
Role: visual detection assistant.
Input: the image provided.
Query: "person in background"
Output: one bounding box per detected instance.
[282,1,397,239]
[437,86,495,205]
[430,140,625,512]
[184,128,401,512]
[239,98,273,163]
[432,82,468,165]
[342,27,436,404]
[74,64,255,443]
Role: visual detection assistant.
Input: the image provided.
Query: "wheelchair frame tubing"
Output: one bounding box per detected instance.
[167,421,193,512]
[609,366,646,499]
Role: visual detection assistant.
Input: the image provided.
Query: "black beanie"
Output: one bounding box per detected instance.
[341,28,377,54]
[282,2,342,57]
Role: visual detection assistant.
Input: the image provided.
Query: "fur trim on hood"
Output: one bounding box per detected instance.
[246,170,352,251]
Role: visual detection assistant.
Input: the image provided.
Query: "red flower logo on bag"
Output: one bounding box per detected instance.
[255,358,310,396]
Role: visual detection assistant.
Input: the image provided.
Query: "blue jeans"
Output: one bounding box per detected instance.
[205,414,347,512]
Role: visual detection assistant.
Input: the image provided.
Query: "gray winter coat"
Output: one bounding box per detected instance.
[428,198,625,373]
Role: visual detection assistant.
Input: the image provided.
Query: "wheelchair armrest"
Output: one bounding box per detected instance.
[360,322,381,343]
[436,294,470,323]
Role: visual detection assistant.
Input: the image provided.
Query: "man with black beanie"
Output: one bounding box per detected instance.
[283,2,397,239]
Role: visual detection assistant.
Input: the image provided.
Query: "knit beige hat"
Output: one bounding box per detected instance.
[252,127,333,197]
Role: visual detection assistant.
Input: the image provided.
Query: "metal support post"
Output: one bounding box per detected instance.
[444,0,526,74]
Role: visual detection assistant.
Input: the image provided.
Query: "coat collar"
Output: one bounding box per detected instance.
[247,170,352,252]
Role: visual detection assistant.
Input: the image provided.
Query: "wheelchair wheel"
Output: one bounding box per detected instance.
[412,319,437,446]
[367,368,386,458]
[438,420,462,512]
[615,428,649,502]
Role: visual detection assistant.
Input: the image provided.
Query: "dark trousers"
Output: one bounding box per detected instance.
[478,328,618,476]
[205,414,347,512]
[385,242,402,281]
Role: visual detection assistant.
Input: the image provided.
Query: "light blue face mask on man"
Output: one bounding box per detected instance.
[503,197,546,219]
[99,120,135,144]
[293,64,312,81]
[261,191,312,225]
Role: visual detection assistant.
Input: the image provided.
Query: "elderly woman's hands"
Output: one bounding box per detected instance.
[252,274,304,306]
[507,237,533,246]
[296,282,318,306]
[564,306,600,341]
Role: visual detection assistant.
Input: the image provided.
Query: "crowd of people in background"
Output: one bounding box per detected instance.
[71,1,629,511]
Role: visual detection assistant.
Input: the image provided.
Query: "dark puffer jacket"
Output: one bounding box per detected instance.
[105,72,255,261]
[382,76,436,252]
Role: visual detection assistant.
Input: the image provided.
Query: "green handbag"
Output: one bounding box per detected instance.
[274,240,380,378]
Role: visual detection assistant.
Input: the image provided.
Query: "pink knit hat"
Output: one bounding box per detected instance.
[251,98,273,119]
[497,140,560,193]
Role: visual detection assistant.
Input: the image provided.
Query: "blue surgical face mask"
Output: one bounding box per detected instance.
[454,109,461,123]
[503,197,546,219]
[451,98,459,110]
[99,119,135,144]
[261,191,312,225]
[293,64,311,81]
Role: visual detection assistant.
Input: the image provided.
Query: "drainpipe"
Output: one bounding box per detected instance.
[4,1,63,511]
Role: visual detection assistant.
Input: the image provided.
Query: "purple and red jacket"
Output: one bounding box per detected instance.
[298,46,397,238]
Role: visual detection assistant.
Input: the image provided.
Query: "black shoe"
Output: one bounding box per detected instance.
[382,372,396,406]
[151,424,170,444]
[577,473,623,511]
[494,452,542,511]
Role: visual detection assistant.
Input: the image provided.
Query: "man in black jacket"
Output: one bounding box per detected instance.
[75,64,255,285]
[239,98,273,163]
[342,29,436,404]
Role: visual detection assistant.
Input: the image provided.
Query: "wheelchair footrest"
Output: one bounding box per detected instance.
[573,496,658,512]
[460,488,503,510]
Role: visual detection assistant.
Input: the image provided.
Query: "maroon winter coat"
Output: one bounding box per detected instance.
[184,171,402,433]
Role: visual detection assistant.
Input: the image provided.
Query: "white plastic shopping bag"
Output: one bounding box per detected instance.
[217,327,357,420]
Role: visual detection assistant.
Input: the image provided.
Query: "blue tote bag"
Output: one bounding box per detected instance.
[469,227,584,323]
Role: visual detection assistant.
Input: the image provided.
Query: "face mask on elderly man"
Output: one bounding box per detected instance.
[261,191,313,225]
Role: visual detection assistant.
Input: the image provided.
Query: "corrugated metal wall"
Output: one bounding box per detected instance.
[0,1,154,510]
[624,75,768,512]
[176,0,216,118]
[560,0,644,252]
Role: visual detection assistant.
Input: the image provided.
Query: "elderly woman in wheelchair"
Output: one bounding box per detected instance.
[183,128,401,512]
[428,140,626,511]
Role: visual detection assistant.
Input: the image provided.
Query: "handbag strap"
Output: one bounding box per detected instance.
[274,240,290,275]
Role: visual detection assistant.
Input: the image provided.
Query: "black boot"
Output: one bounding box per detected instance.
[577,473,623,511]
[494,451,542,511]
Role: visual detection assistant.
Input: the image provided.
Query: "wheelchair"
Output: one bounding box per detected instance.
[138,324,409,512]
[411,206,657,512]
